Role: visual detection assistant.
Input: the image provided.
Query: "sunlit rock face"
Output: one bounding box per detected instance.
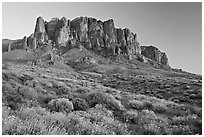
[34,16,46,43]
[27,16,168,66]
[141,45,169,66]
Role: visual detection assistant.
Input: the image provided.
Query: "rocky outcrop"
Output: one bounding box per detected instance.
[71,17,88,43]
[2,36,28,52]
[32,16,141,58]
[87,18,104,51]
[54,17,71,47]
[34,17,47,43]
[4,16,169,67]
[141,45,169,66]
[116,28,141,55]
[22,36,27,49]
[27,34,36,49]
[47,17,59,40]
[103,19,117,44]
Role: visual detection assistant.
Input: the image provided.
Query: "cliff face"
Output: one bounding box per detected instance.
[2,16,170,68]
[31,16,141,57]
[141,46,169,66]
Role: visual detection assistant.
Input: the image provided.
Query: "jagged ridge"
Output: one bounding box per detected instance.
[2,16,170,67]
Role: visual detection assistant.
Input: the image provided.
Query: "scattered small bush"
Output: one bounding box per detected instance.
[85,92,124,111]
[72,97,89,111]
[18,86,38,100]
[170,125,192,135]
[143,101,154,110]
[153,103,168,114]
[128,100,144,110]
[48,98,74,114]
[123,110,139,123]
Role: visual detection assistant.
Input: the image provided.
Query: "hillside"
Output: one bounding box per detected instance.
[2,16,202,135]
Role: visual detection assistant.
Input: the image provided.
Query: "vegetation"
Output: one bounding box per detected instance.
[2,60,202,135]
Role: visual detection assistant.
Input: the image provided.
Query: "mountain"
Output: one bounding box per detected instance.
[2,16,202,135]
[2,16,170,69]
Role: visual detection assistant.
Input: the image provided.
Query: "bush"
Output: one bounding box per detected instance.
[136,109,169,135]
[170,125,192,135]
[128,100,144,110]
[72,98,89,111]
[37,93,55,107]
[142,123,162,135]
[3,106,67,135]
[85,92,124,111]
[143,101,153,110]
[48,98,74,114]
[18,86,38,100]
[65,111,109,135]
[153,103,168,114]
[123,110,139,123]
[63,105,129,135]
[170,115,202,134]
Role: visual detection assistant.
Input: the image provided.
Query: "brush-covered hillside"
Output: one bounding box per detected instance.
[2,16,202,135]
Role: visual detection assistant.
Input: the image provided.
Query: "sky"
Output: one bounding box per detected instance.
[2,2,202,74]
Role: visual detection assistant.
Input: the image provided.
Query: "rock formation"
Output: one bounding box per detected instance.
[2,16,170,68]
[54,17,70,47]
[32,16,142,58]
[141,45,169,66]
[34,17,46,43]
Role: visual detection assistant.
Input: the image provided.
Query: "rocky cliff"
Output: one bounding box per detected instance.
[30,16,141,57]
[141,45,169,66]
[2,16,170,68]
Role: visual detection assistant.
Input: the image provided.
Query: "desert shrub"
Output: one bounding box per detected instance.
[186,115,202,134]
[88,104,114,118]
[37,78,53,88]
[153,103,168,114]
[123,110,139,123]
[136,109,170,135]
[189,94,198,99]
[142,123,163,135]
[2,81,15,93]
[63,104,129,135]
[18,86,38,100]
[3,89,24,110]
[3,106,68,135]
[64,111,109,135]
[85,92,124,111]
[2,105,12,125]
[37,93,55,107]
[183,104,202,117]
[170,125,192,135]
[50,81,72,95]
[170,114,202,134]
[74,88,90,94]
[72,98,89,111]
[2,63,10,70]
[142,101,153,110]
[35,85,47,94]
[128,100,144,110]
[48,98,74,114]
[171,116,187,125]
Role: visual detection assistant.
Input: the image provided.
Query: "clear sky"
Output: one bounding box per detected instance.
[2,2,202,74]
